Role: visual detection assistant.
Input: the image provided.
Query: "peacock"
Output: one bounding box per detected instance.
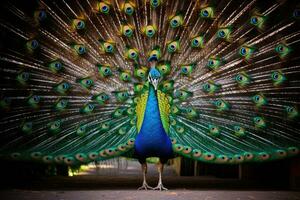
[0,0,300,191]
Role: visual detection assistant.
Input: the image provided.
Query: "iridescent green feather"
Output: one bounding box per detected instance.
[136,88,149,133]
[157,90,171,134]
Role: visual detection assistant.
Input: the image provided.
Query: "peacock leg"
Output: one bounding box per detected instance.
[153,162,168,191]
[138,163,153,190]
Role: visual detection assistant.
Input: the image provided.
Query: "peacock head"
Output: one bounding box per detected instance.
[148,57,161,90]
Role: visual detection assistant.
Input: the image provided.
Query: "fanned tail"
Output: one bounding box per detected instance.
[0,0,299,165]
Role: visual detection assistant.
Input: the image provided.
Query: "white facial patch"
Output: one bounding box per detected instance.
[148,74,160,90]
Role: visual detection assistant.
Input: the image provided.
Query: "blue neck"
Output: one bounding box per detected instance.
[134,85,173,158]
[139,85,164,136]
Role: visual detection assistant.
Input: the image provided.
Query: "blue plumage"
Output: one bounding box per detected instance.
[149,67,161,79]
[134,85,173,158]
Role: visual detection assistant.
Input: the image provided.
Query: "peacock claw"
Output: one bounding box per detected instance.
[152,183,168,191]
[137,183,153,190]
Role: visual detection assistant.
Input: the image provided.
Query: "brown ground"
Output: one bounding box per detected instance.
[1,160,299,200]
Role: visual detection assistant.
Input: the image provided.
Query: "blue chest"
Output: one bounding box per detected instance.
[134,86,173,158]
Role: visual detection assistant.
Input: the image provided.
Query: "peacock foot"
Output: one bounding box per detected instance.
[137,182,153,190]
[152,183,168,191]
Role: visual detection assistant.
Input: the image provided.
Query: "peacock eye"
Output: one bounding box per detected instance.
[150,0,161,8]
[34,10,47,22]
[239,45,255,60]
[240,47,246,55]
[55,62,61,69]
[272,73,278,80]
[88,104,94,109]
[218,30,225,38]
[202,10,209,17]
[251,16,258,24]
[125,29,131,36]
[21,72,29,80]
[252,94,266,107]
[123,25,133,37]
[49,60,63,73]
[271,70,286,87]
[98,2,110,14]
[191,36,204,48]
[275,43,290,58]
[124,5,134,15]
[74,44,86,55]
[200,7,214,18]
[26,123,32,129]
[276,45,283,52]
[74,19,85,30]
[145,25,156,37]
[139,71,144,75]
[63,83,69,89]
[172,19,178,26]
[104,67,111,75]
[170,15,183,28]
[216,28,231,41]
[125,28,131,34]
[39,11,46,18]
[79,78,94,89]
[208,60,214,66]
[167,40,179,53]
[107,44,112,50]
[60,100,66,106]
[98,65,112,78]
[33,95,40,102]
[126,7,132,12]
[287,107,294,113]
[31,40,39,49]
[192,39,199,45]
